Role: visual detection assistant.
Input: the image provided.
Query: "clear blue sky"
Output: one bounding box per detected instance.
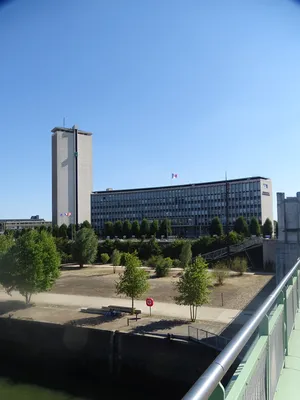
[1,0,300,220]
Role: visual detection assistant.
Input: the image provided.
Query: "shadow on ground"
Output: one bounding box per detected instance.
[0,300,30,316]
[66,312,123,327]
[220,275,276,339]
[131,318,189,334]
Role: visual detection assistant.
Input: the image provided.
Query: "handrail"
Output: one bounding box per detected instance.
[182,257,300,400]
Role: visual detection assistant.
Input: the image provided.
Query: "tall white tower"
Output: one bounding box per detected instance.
[52,125,93,227]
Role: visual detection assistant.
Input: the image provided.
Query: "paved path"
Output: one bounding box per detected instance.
[0,291,251,325]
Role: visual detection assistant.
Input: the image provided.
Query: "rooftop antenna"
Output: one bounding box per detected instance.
[63,116,67,127]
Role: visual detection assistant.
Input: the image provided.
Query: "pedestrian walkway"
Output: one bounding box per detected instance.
[0,290,251,325]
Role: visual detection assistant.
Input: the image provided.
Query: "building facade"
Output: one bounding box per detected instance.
[276,192,300,282]
[91,176,273,236]
[52,125,93,227]
[0,216,51,233]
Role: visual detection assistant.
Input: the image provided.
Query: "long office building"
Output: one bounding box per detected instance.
[0,216,51,233]
[52,125,93,227]
[91,176,273,236]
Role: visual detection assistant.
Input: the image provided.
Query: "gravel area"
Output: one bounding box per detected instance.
[52,265,275,311]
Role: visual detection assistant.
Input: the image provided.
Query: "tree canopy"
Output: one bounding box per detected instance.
[179,241,192,268]
[104,221,114,238]
[175,256,211,321]
[113,221,123,238]
[159,219,172,238]
[234,216,249,236]
[123,220,132,238]
[263,218,273,237]
[209,217,223,236]
[249,217,260,236]
[131,220,140,238]
[140,219,150,237]
[116,253,149,313]
[72,228,98,267]
[0,230,60,304]
[150,220,159,238]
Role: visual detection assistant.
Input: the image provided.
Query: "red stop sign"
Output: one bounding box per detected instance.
[146,297,154,307]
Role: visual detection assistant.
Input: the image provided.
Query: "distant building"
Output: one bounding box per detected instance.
[276,192,300,282]
[0,216,51,233]
[91,176,273,236]
[52,125,93,227]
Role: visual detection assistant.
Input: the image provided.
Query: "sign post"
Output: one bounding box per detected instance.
[146,297,154,316]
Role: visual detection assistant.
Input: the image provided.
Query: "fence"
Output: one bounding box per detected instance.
[188,326,231,351]
[182,258,300,400]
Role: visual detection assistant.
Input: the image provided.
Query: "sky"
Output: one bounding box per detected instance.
[1,0,300,220]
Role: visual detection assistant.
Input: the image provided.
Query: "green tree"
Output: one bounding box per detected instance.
[131,220,140,238]
[140,219,150,237]
[111,249,121,273]
[179,241,192,268]
[80,220,92,229]
[58,223,68,239]
[52,225,59,238]
[100,253,110,264]
[159,219,172,238]
[155,257,173,277]
[263,218,273,238]
[0,234,14,256]
[123,220,132,238]
[234,216,249,236]
[138,236,161,260]
[67,223,76,240]
[116,253,149,313]
[38,225,47,233]
[274,220,278,239]
[209,217,223,236]
[0,230,60,304]
[47,225,53,235]
[212,262,229,285]
[249,217,260,236]
[55,237,72,264]
[113,221,123,238]
[72,228,98,268]
[175,257,211,322]
[232,256,248,275]
[150,219,159,238]
[104,221,114,238]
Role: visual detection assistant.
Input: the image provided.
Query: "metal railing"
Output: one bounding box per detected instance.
[182,257,300,400]
[202,237,263,261]
[188,326,231,351]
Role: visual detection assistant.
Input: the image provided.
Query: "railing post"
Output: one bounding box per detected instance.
[209,382,225,400]
[259,315,270,400]
[281,286,289,356]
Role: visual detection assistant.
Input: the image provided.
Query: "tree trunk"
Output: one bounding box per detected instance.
[189,305,193,322]
[194,306,198,322]
[25,293,32,305]
[131,297,134,314]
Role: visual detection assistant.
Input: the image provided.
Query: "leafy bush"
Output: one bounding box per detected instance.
[100,253,110,264]
[155,257,173,277]
[231,257,247,275]
[212,262,229,285]
[172,259,182,268]
[147,255,160,269]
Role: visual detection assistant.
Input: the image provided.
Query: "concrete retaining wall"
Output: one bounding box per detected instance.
[0,318,222,398]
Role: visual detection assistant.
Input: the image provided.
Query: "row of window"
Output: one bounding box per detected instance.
[91,182,263,202]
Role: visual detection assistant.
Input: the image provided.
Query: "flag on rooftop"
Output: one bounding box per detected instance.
[172,173,178,179]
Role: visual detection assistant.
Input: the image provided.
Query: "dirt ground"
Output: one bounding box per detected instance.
[52,265,275,311]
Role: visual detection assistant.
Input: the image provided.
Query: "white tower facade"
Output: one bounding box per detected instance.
[52,125,93,227]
